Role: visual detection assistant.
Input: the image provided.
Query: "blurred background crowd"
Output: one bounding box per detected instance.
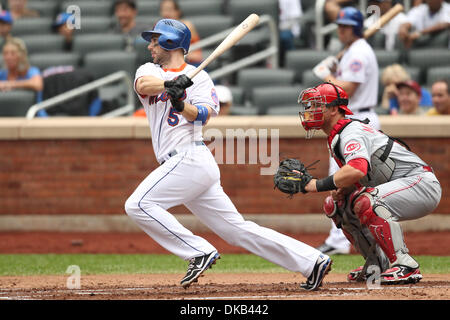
[0,0,448,117]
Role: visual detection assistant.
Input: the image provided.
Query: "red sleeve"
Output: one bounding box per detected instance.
[347,158,368,175]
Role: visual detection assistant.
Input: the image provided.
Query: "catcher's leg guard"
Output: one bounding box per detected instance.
[326,191,389,280]
[323,196,355,244]
[352,188,418,269]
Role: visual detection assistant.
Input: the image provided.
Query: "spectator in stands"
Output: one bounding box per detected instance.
[7,0,39,20]
[427,78,450,115]
[159,0,202,66]
[52,13,75,51]
[381,64,432,114]
[278,0,303,66]
[396,80,426,115]
[0,37,43,97]
[398,0,450,49]
[324,0,357,22]
[0,10,13,50]
[113,0,148,52]
[365,0,408,51]
[215,85,233,116]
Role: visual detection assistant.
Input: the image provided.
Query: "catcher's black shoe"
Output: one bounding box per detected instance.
[380,265,422,285]
[180,250,220,289]
[300,254,332,291]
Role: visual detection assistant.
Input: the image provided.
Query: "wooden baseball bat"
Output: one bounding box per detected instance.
[336,3,404,60]
[364,3,404,38]
[186,13,260,79]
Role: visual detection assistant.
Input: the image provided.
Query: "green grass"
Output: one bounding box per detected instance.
[0,254,448,276]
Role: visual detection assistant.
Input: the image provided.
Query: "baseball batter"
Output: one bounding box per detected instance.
[126,18,331,290]
[293,82,442,284]
[312,7,380,255]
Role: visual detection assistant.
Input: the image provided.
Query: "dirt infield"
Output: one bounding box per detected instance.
[0,273,449,300]
[0,231,449,300]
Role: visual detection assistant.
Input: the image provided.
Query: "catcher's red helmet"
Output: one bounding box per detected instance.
[297,82,352,138]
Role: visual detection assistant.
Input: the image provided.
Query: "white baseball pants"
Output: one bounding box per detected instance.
[125,144,321,277]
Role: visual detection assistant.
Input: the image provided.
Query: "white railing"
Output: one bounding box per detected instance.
[26,15,279,118]
[191,14,279,78]
[26,71,134,119]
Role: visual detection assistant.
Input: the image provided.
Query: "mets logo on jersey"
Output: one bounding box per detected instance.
[349,59,363,73]
[344,140,362,156]
[211,88,219,106]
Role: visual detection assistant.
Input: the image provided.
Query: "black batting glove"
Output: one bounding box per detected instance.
[164,74,193,90]
[166,86,186,112]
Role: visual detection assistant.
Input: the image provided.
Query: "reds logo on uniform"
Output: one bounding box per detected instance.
[344,141,361,155]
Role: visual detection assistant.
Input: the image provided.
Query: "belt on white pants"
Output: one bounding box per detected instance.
[160,141,205,165]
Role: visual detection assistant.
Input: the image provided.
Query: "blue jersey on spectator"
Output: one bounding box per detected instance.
[0,66,45,115]
[389,87,433,111]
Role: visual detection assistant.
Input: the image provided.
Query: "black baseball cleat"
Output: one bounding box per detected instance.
[180,250,220,289]
[380,265,422,285]
[300,254,332,291]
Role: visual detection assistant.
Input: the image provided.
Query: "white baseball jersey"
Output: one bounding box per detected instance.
[134,62,219,163]
[336,39,379,113]
[126,61,322,279]
[406,3,450,32]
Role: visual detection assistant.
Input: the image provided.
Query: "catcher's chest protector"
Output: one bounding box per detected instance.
[328,119,395,187]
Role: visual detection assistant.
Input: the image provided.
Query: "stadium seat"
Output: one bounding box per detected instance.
[83,50,137,79]
[228,86,245,106]
[266,105,301,115]
[60,1,113,16]
[73,34,125,56]
[301,70,322,88]
[230,105,259,115]
[27,0,59,18]
[135,15,160,30]
[252,85,303,115]
[136,0,160,16]
[29,52,81,71]
[367,32,386,49]
[189,15,233,39]
[76,16,113,34]
[180,0,224,17]
[301,0,316,11]
[228,0,279,26]
[134,38,152,67]
[21,34,65,54]
[426,67,450,88]
[285,50,332,83]
[409,49,450,70]
[375,49,400,68]
[11,17,53,36]
[237,68,295,102]
[0,90,36,117]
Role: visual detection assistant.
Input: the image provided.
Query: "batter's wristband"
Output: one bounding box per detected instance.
[316,175,337,192]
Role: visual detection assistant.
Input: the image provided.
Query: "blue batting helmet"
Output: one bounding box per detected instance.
[141,19,191,54]
[335,7,364,37]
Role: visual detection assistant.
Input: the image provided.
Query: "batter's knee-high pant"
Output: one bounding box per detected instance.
[125,145,321,277]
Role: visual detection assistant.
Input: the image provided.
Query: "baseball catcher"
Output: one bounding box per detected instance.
[274,82,442,284]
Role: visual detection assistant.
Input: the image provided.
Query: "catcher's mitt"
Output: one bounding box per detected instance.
[273,158,314,196]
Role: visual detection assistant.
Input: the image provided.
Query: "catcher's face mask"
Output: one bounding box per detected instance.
[298,87,325,138]
[298,83,353,138]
